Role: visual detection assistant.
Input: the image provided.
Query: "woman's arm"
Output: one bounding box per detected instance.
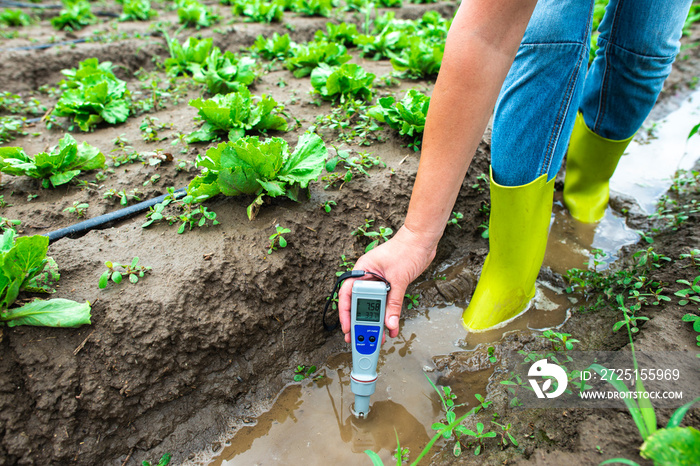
[338,0,538,342]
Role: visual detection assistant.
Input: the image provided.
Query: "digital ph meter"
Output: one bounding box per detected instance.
[349,279,389,419]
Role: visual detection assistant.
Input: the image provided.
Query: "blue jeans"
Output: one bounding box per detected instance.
[491,0,692,187]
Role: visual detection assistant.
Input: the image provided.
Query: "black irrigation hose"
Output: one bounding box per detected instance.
[45,187,187,244]
[0,1,62,9]
[1,37,87,52]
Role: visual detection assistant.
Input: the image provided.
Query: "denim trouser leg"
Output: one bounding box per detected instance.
[581,0,693,140]
[492,0,593,187]
[491,0,692,187]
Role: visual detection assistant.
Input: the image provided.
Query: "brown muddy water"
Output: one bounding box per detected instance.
[192,90,700,466]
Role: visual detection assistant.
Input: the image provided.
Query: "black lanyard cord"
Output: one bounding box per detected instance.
[322,270,391,331]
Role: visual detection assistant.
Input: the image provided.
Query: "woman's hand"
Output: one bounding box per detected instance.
[338,225,438,343]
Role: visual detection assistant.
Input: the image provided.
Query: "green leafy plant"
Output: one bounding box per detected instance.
[177,0,220,28]
[351,219,393,252]
[289,0,336,17]
[314,22,359,47]
[447,211,463,228]
[187,133,327,220]
[336,254,354,276]
[52,58,130,131]
[0,230,91,328]
[231,0,285,22]
[314,99,382,147]
[192,48,258,95]
[139,116,171,142]
[268,224,290,254]
[187,87,288,143]
[0,9,32,27]
[537,329,580,351]
[142,188,219,234]
[681,313,700,348]
[490,421,518,450]
[322,148,385,188]
[368,89,429,150]
[120,0,158,21]
[405,293,419,310]
[51,0,96,31]
[321,200,336,212]
[250,32,296,60]
[390,36,443,78]
[99,257,151,288]
[592,316,700,465]
[63,202,89,218]
[142,453,171,466]
[310,63,375,102]
[163,34,214,77]
[286,40,352,78]
[103,188,142,206]
[675,275,700,305]
[0,217,21,233]
[293,364,323,381]
[0,134,105,188]
[487,346,497,364]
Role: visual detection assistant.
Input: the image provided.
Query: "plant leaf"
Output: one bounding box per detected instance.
[1,298,91,328]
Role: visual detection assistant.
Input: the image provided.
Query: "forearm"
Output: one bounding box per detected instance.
[404,0,537,248]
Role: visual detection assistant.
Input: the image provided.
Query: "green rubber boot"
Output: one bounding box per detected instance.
[563,113,633,223]
[462,169,554,332]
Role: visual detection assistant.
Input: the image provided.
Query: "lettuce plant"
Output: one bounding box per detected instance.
[314,22,359,47]
[192,48,258,95]
[251,33,296,60]
[286,40,351,78]
[0,134,105,188]
[390,36,443,78]
[187,87,288,143]
[368,89,430,149]
[177,0,220,28]
[0,230,91,328]
[310,63,375,102]
[231,0,285,22]
[0,8,32,27]
[51,0,96,31]
[163,34,214,77]
[289,0,337,17]
[187,133,328,219]
[119,0,158,21]
[52,59,130,131]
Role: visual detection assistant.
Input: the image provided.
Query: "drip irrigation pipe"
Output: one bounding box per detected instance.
[1,37,87,52]
[45,187,186,244]
[0,0,119,16]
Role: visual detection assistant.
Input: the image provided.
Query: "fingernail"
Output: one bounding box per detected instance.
[388,316,399,329]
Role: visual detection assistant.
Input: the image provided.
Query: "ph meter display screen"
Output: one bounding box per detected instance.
[356,298,381,322]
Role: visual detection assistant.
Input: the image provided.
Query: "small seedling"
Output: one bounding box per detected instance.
[321,200,337,213]
[351,219,393,252]
[487,346,497,364]
[471,173,488,193]
[142,453,171,466]
[27,193,38,202]
[460,422,497,455]
[104,188,142,206]
[405,293,419,310]
[143,174,161,186]
[0,217,21,233]
[336,254,355,277]
[447,211,463,228]
[293,364,323,381]
[681,313,700,348]
[0,195,10,209]
[491,421,518,449]
[99,257,151,289]
[537,329,579,351]
[63,202,89,218]
[268,225,290,254]
[675,276,700,305]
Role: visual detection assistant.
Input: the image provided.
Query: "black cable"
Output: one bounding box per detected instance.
[322,270,390,331]
[45,187,186,244]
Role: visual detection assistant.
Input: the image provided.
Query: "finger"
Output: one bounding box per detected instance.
[384,285,406,339]
[338,278,354,343]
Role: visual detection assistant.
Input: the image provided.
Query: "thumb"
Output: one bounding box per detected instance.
[384,288,405,338]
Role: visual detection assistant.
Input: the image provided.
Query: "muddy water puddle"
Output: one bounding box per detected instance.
[199,90,700,465]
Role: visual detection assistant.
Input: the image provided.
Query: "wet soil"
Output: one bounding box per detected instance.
[0,2,699,466]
